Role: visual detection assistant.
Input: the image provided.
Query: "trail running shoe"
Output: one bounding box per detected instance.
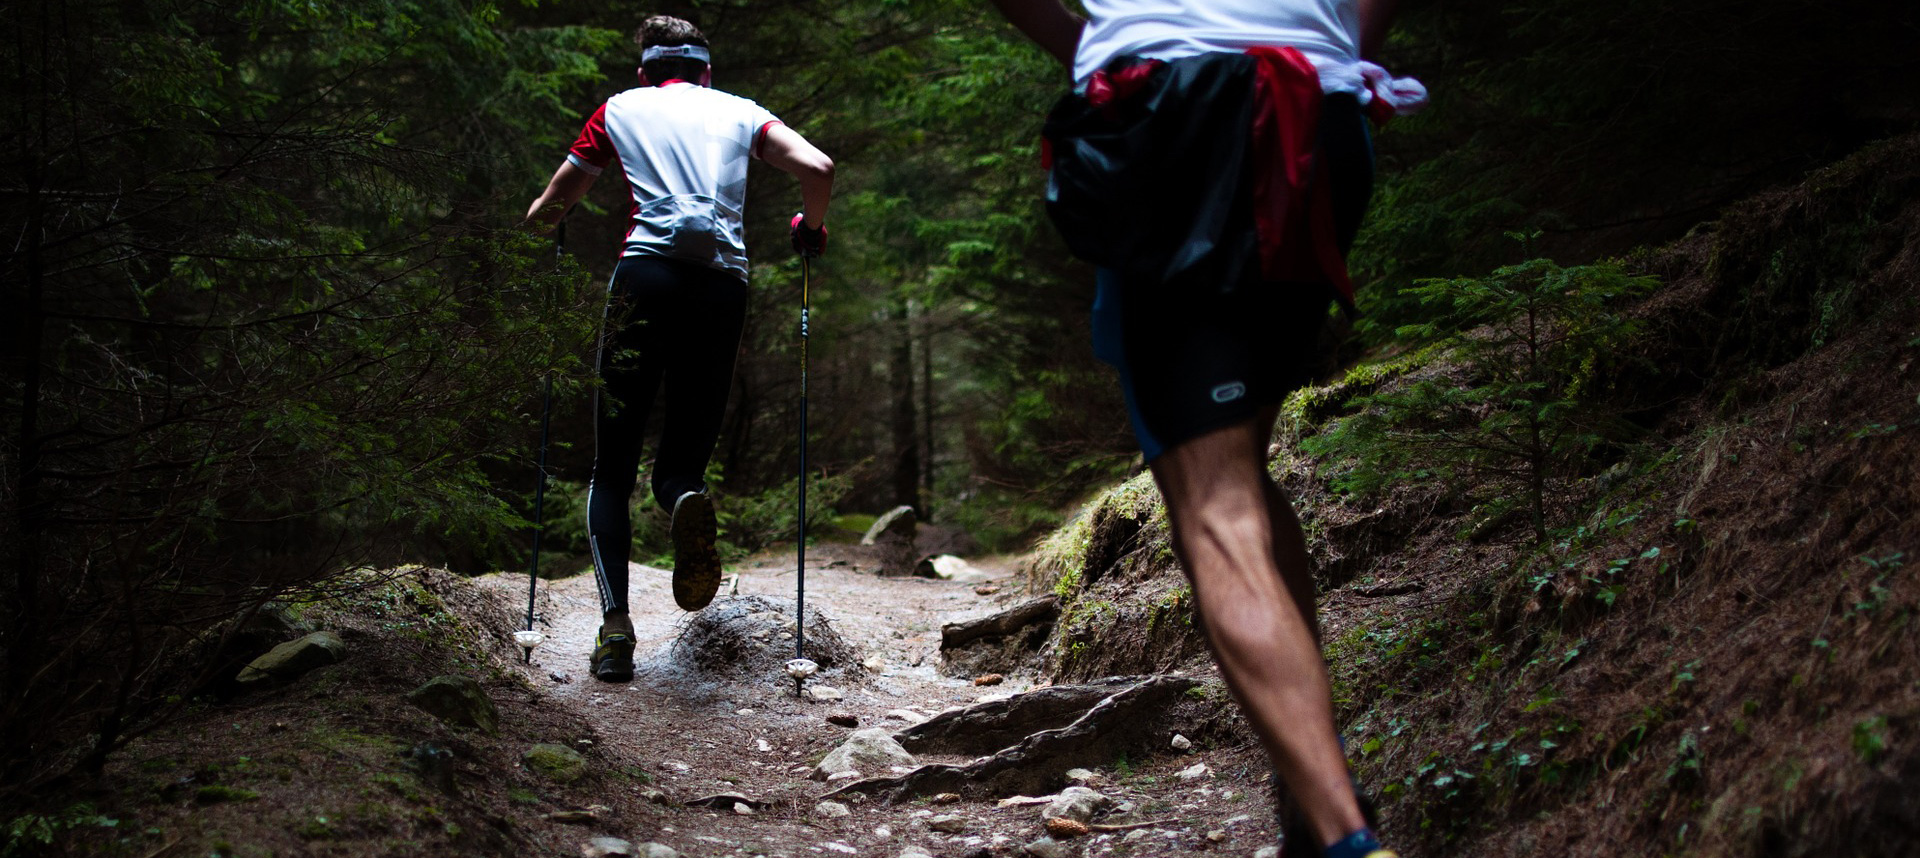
[591,612,635,683]
[670,491,722,611]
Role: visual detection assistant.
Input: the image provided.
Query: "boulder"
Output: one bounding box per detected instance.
[405,675,499,734]
[812,728,917,781]
[234,631,345,686]
[523,743,587,783]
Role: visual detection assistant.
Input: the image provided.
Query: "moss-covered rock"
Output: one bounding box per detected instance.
[521,743,586,783]
[405,675,498,734]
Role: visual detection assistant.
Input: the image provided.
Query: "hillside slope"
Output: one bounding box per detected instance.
[1026,134,1920,857]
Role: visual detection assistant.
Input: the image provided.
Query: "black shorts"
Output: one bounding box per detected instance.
[1083,91,1375,460]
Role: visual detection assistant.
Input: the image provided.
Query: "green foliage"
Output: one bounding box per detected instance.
[1307,246,1657,541]
[2,0,607,797]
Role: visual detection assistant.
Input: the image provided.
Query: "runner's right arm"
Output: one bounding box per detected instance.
[986,0,1083,69]
[759,123,835,229]
[524,160,598,229]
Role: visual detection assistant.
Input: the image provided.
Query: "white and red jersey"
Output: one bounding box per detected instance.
[567,82,781,279]
[1075,0,1359,86]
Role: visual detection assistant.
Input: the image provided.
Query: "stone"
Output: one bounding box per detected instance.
[972,674,1004,687]
[1253,847,1280,858]
[809,685,845,702]
[816,800,851,819]
[812,728,917,781]
[582,836,634,857]
[886,709,926,724]
[1023,837,1069,858]
[733,802,753,815]
[898,848,935,858]
[828,713,859,727]
[405,675,499,734]
[1170,734,1192,751]
[932,792,961,804]
[234,631,345,686]
[1063,768,1099,786]
[928,814,968,834]
[1041,787,1110,824]
[1207,830,1227,843]
[1176,762,1210,780]
[522,743,587,783]
[635,845,680,858]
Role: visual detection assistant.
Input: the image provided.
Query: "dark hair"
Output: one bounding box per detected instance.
[636,15,709,83]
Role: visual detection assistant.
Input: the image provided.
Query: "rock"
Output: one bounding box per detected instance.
[874,825,892,838]
[898,847,935,858]
[582,836,634,857]
[1064,768,1099,786]
[815,800,851,819]
[972,673,1004,687]
[809,685,845,702]
[932,792,961,804]
[522,743,587,783]
[915,554,992,582]
[828,714,859,727]
[635,846,680,858]
[1176,762,1210,780]
[862,505,918,545]
[1207,830,1227,843]
[401,742,458,795]
[828,770,864,782]
[928,814,968,833]
[886,709,926,724]
[234,631,345,686]
[1044,818,1090,839]
[405,675,499,734]
[1023,837,1069,858]
[1041,787,1110,823]
[812,728,917,781]
[638,787,672,804]
[974,585,1001,596]
[733,802,753,815]
[550,671,572,684]
[1170,734,1192,751]
[1253,847,1280,858]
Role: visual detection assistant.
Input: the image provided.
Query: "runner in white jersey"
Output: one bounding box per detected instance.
[989,2,1414,858]
[524,15,834,683]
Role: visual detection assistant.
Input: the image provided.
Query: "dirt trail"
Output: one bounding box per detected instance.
[472,547,1277,857]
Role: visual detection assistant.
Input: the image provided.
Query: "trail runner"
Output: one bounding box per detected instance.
[525,15,834,683]
[986,1,1425,856]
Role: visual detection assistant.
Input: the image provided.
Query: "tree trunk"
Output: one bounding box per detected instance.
[889,299,921,514]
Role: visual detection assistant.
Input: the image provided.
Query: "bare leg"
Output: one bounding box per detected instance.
[1149,416,1362,848]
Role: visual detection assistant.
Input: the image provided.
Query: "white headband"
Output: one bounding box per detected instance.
[642,44,710,64]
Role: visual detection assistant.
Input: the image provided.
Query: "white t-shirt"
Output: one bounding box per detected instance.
[567,82,781,279]
[1073,0,1363,88]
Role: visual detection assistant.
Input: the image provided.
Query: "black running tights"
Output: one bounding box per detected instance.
[588,256,747,614]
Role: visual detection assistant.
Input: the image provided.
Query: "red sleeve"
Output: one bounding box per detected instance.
[751,120,783,161]
[566,103,615,175]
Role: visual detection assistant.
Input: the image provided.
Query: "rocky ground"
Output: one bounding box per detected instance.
[60,540,1287,858]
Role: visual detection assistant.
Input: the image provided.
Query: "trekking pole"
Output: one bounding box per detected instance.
[792,256,813,696]
[518,219,565,665]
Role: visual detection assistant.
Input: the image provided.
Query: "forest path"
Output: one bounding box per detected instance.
[474,545,1133,857]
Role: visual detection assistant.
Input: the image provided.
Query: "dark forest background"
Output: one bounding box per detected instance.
[4,0,1917,805]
